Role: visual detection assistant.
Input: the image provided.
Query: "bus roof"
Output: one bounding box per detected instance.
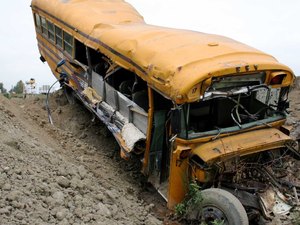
[31,0,294,103]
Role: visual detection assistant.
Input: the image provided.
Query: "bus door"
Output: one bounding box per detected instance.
[147,91,172,200]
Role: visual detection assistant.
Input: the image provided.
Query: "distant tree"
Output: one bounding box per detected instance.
[11,80,25,94]
[0,82,7,94]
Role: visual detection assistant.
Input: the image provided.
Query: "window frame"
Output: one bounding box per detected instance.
[63,31,74,56]
[47,21,55,42]
[34,13,41,32]
[55,25,63,49]
[40,16,47,36]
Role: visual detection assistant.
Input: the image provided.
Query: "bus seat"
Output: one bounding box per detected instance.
[94,61,109,76]
[132,90,148,111]
[119,80,133,99]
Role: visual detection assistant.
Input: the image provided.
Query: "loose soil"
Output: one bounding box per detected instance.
[0,92,168,225]
[0,77,299,225]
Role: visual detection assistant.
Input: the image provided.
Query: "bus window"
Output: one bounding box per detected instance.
[55,26,63,48]
[34,14,41,32]
[63,31,73,56]
[47,21,55,42]
[41,17,47,35]
[74,39,88,65]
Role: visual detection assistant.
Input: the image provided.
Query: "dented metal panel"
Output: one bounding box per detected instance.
[31,0,295,104]
[192,128,292,163]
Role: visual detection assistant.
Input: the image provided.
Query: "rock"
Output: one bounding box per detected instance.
[57,108,62,114]
[79,133,87,139]
[95,193,105,201]
[97,202,111,217]
[39,120,47,127]
[11,200,25,209]
[145,203,155,212]
[35,182,50,195]
[67,166,78,177]
[0,174,7,188]
[83,213,93,222]
[58,218,69,225]
[6,190,21,201]
[57,176,70,188]
[286,117,296,126]
[52,191,65,206]
[0,206,11,215]
[31,209,49,222]
[78,165,87,179]
[76,143,82,148]
[74,207,83,218]
[15,210,26,220]
[105,189,118,202]
[33,96,40,101]
[70,177,84,190]
[57,168,68,177]
[145,215,162,225]
[109,204,118,218]
[56,208,69,221]
[67,201,75,210]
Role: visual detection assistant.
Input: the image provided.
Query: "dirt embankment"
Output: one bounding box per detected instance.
[0,92,166,225]
[288,77,300,141]
[0,78,299,225]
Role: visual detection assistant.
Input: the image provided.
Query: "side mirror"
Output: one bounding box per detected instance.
[171,107,182,134]
[56,59,66,70]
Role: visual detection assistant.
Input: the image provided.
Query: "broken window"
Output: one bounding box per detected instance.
[74,39,87,65]
[179,87,287,139]
[105,68,149,111]
[92,55,110,77]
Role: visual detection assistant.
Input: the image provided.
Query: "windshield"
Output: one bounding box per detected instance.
[179,86,289,139]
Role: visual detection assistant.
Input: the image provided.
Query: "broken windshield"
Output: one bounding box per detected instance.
[178,85,289,139]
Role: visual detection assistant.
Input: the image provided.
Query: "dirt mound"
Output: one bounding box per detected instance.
[0,93,164,225]
[288,78,300,142]
[294,76,300,89]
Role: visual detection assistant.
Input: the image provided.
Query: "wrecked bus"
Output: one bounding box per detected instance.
[31,0,300,224]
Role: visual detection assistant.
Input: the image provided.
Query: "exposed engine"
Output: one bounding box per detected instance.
[214,143,300,221]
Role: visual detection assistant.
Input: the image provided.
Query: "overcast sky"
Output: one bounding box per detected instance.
[0,0,299,90]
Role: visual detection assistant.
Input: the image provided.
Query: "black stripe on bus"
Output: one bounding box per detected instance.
[37,37,73,72]
[32,5,147,75]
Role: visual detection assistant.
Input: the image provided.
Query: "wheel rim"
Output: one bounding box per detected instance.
[201,206,228,225]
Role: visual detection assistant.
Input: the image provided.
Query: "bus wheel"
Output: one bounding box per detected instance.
[199,188,248,225]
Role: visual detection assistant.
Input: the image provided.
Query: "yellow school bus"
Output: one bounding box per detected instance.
[31,0,299,224]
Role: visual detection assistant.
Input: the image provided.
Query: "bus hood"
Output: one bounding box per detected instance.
[191,128,292,164]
